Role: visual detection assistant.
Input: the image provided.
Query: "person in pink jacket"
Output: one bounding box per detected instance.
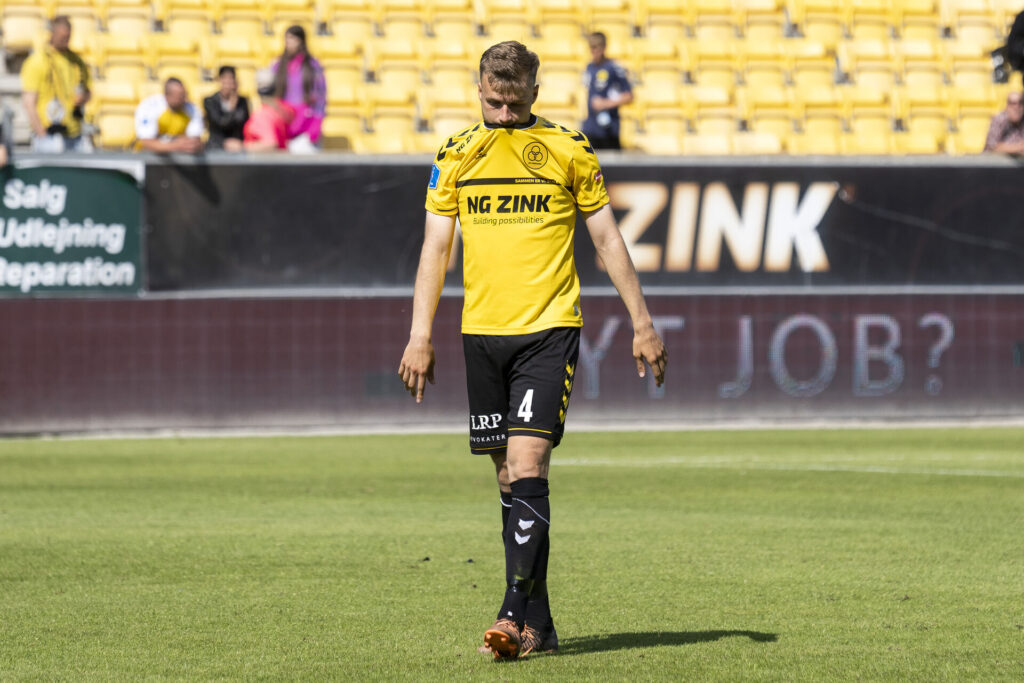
[270,25,326,146]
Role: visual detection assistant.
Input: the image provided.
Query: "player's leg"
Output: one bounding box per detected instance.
[494,327,579,656]
[464,334,523,658]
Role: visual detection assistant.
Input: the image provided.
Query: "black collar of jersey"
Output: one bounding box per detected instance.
[482,114,538,130]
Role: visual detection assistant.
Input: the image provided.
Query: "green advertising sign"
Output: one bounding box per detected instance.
[0,164,142,296]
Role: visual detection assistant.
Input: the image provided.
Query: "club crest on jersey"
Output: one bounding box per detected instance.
[522,142,549,170]
[428,163,440,189]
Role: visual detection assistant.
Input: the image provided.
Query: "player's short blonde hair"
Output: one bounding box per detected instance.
[479,41,540,96]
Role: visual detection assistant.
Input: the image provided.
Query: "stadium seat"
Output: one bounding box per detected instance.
[793,114,844,153]
[378,0,428,41]
[691,39,740,89]
[955,113,992,152]
[845,109,894,153]
[320,112,365,149]
[148,34,203,85]
[736,0,786,39]
[95,111,137,149]
[634,132,684,155]
[899,0,941,41]
[203,35,263,76]
[741,84,795,141]
[535,37,587,71]
[94,34,148,83]
[1,8,47,54]
[743,39,789,88]
[365,110,418,153]
[103,0,153,36]
[432,9,476,44]
[902,110,949,152]
[265,0,316,38]
[535,87,579,126]
[218,0,266,37]
[733,130,785,153]
[534,0,585,42]
[321,0,375,42]
[683,132,732,155]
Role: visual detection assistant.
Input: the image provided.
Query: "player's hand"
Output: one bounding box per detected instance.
[398,336,436,403]
[633,323,667,387]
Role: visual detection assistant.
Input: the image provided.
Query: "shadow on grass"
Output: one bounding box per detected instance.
[558,630,778,656]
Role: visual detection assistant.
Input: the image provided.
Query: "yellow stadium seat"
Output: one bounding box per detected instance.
[322,0,375,42]
[535,37,587,70]
[104,1,152,36]
[845,109,894,153]
[684,132,732,154]
[733,130,785,153]
[1,10,47,53]
[903,110,949,150]
[90,80,138,110]
[635,132,685,155]
[695,112,738,137]
[203,35,262,75]
[218,0,265,37]
[148,34,203,85]
[320,112,364,149]
[941,0,995,28]
[365,111,418,153]
[742,85,795,141]
[94,34,148,82]
[645,19,686,45]
[899,0,941,40]
[793,115,844,153]
[433,13,475,44]
[422,87,476,122]
[536,87,579,126]
[265,0,316,38]
[587,0,635,26]
[160,0,215,36]
[639,0,688,27]
[691,39,740,89]
[645,112,687,137]
[96,111,137,149]
[380,14,427,41]
[743,39,789,88]
[955,113,992,152]
[431,111,477,136]
[736,0,785,32]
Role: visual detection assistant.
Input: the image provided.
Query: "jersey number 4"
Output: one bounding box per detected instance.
[517,389,534,423]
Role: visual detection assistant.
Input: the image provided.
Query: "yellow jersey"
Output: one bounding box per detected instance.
[20,46,90,138]
[425,115,609,335]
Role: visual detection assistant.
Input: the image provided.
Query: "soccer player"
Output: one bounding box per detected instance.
[398,41,666,660]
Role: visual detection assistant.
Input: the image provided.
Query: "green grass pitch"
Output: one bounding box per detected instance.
[2,428,1023,681]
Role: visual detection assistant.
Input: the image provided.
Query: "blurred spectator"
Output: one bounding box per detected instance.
[243,68,296,152]
[135,78,204,154]
[204,66,250,152]
[20,15,93,153]
[984,92,1024,153]
[270,26,326,149]
[581,32,633,151]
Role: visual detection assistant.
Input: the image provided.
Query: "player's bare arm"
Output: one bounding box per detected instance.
[583,204,667,387]
[399,211,456,402]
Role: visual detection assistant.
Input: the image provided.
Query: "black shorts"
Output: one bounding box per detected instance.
[463,326,580,454]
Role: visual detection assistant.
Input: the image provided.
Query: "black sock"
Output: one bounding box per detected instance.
[524,536,552,632]
[497,477,550,628]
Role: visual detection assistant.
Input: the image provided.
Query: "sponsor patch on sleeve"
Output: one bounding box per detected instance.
[594,170,603,183]
[428,163,441,189]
